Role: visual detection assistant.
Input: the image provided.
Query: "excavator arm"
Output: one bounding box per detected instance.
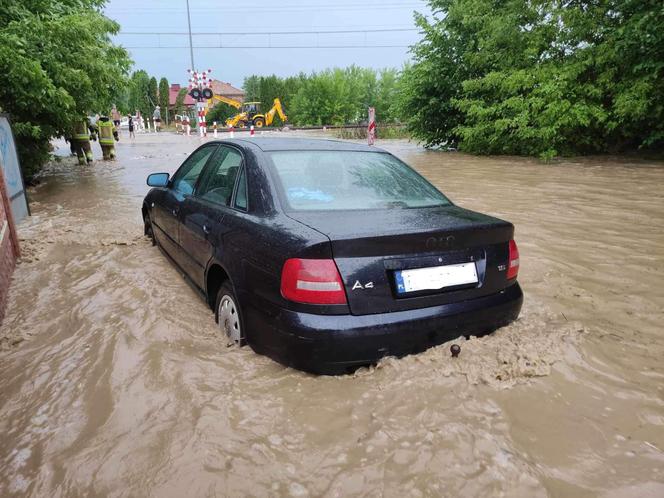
[211,94,242,109]
[265,98,288,126]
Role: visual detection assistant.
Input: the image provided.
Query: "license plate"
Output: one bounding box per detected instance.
[394,262,478,294]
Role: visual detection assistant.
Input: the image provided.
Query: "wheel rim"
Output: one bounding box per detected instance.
[255,120,264,128]
[218,294,241,343]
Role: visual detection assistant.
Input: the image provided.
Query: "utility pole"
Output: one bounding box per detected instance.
[186,0,195,72]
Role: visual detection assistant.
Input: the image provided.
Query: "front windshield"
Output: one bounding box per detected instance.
[269,150,451,211]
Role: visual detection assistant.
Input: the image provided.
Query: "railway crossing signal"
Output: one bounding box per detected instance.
[188,69,213,137]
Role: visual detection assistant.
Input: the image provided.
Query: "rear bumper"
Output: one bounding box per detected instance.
[246,283,523,375]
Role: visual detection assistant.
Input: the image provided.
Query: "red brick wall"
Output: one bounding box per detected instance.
[0,168,20,324]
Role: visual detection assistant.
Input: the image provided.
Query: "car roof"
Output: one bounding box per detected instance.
[214,137,388,153]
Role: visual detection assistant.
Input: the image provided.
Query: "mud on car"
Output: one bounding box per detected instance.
[142,138,523,374]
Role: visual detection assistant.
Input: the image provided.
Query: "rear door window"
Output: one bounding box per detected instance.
[233,166,248,210]
[171,145,217,195]
[196,146,243,206]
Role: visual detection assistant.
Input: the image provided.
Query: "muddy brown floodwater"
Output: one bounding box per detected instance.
[1,131,663,497]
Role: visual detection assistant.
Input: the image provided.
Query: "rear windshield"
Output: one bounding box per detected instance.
[268,151,451,211]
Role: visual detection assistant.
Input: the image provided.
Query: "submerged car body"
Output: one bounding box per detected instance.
[142,138,523,374]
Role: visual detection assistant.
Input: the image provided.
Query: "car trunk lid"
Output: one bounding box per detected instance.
[287,206,515,315]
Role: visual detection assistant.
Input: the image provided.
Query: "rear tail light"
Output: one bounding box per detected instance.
[281,258,347,305]
[507,239,520,279]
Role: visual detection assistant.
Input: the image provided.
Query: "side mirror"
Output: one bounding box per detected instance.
[147,172,170,187]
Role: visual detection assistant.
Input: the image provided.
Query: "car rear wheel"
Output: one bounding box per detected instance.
[215,283,244,346]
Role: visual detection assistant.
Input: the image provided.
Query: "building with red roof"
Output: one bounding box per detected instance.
[168,84,196,112]
[168,80,245,114]
[210,80,245,104]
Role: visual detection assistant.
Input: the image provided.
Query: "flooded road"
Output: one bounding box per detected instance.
[1,132,663,497]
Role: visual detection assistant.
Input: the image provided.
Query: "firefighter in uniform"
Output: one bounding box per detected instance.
[97,115,119,160]
[71,119,94,165]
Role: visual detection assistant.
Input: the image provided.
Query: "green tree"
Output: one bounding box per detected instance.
[127,70,151,118]
[397,0,664,157]
[242,75,260,101]
[174,87,188,116]
[0,0,131,179]
[290,66,383,126]
[158,77,170,125]
[240,68,400,127]
[148,76,158,117]
[242,74,294,125]
[281,73,307,113]
[376,68,399,123]
[393,8,467,148]
[114,86,131,115]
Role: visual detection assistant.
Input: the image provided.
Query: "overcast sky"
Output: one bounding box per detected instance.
[104,0,430,88]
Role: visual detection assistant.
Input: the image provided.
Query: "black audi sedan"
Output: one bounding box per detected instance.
[142,138,522,374]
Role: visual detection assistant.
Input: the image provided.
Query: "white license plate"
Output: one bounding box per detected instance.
[394,262,478,294]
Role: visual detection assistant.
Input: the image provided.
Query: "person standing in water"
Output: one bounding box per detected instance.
[128,114,135,139]
[153,106,161,132]
[97,115,119,160]
[111,105,121,128]
[70,117,95,165]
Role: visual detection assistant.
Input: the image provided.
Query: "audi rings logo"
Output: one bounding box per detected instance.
[425,235,456,250]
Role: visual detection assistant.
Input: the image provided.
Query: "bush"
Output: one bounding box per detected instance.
[396,0,664,156]
[0,0,131,180]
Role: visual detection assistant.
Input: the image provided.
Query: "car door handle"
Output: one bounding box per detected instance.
[202,224,211,234]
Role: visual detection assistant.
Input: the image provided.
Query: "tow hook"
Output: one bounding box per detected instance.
[450,344,461,358]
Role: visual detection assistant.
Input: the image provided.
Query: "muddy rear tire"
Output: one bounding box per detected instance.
[215,282,245,346]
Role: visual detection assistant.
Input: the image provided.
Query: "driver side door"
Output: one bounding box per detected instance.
[152,144,217,265]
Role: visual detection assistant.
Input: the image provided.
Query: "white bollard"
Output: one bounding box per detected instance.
[213,121,218,138]
[229,125,234,139]
[186,124,191,136]
[250,125,255,137]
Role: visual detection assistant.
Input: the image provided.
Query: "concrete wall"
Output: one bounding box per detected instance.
[0,168,20,323]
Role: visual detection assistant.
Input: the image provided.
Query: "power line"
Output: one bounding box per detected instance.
[118,23,416,30]
[119,28,418,36]
[122,45,412,49]
[107,0,426,7]
[106,3,425,14]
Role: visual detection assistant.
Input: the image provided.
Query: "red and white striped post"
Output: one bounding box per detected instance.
[228,124,234,138]
[197,106,207,137]
[367,107,376,145]
[250,125,255,137]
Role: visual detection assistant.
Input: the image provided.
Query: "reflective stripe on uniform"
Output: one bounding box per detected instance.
[98,121,115,145]
[74,121,90,140]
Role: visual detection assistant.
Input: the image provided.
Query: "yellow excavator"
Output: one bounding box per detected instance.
[211,95,288,128]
